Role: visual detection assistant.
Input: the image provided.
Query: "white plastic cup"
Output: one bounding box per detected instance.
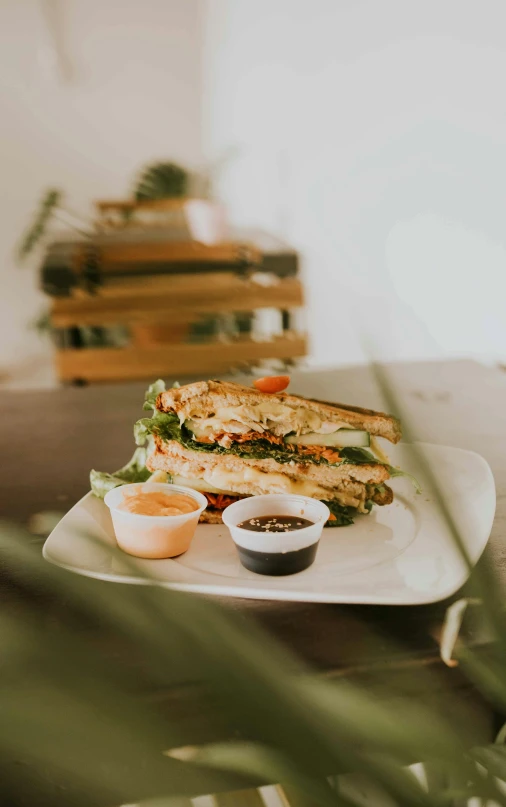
[222,494,330,576]
[104,482,207,559]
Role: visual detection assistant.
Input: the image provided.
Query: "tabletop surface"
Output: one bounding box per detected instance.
[1,358,505,677]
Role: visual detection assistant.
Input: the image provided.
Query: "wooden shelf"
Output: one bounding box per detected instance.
[95,198,193,213]
[77,241,261,270]
[56,333,307,383]
[46,231,305,384]
[51,275,304,327]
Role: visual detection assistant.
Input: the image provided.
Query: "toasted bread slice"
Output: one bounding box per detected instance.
[157,380,401,444]
[371,483,393,506]
[147,438,389,510]
[199,482,392,524]
[149,436,390,486]
[199,509,225,524]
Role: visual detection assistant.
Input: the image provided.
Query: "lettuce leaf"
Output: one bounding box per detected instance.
[91,379,180,499]
[323,500,356,527]
[134,382,385,468]
[90,447,151,499]
[94,378,421,504]
[134,379,180,447]
[387,466,422,494]
[332,448,422,493]
[138,415,384,468]
[339,447,377,464]
[142,378,167,413]
[136,409,422,497]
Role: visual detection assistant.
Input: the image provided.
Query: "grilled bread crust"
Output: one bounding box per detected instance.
[199,509,224,524]
[148,436,390,487]
[196,484,393,523]
[157,380,401,444]
[147,438,390,510]
[371,483,394,506]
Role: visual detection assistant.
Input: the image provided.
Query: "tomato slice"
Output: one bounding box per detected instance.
[253,375,290,394]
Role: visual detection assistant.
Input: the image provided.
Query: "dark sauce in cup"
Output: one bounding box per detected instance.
[237,515,314,532]
[235,514,317,575]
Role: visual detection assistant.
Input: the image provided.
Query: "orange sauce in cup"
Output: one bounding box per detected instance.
[112,490,201,558]
[118,491,198,517]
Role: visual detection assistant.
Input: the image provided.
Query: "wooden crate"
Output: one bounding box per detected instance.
[55,333,307,383]
[77,241,261,274]
[50,271,307,383]
[41,230,298,297]
[51,273,304,327]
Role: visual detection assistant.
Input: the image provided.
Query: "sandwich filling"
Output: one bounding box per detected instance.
[91,379,418,528]
[185,402,353,440]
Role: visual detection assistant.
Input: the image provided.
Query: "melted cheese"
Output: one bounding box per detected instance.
[174,468,365,509]
[370,436,390,465]
[171,474,235,495]
[205,467,334,500]
[187,403,353,439]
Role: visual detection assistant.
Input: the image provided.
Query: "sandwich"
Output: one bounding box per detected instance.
[91,378,415,527]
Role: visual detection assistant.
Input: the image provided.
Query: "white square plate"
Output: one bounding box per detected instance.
[43,443,496,605]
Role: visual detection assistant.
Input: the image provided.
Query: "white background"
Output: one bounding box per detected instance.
[203,0,506,367]
[0,0,204,378]
[3,0,506,380]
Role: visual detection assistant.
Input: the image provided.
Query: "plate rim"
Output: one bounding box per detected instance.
[43,442,496,605]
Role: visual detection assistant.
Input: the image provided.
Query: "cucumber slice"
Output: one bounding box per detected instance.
[171,474,235,495]
[286,429,370,448]
[147,470,170,483]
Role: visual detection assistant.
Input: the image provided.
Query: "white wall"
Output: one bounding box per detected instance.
[202,0,506,367]
[0,0,204,377]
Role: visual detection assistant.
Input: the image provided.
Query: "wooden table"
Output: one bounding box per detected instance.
[2,359,506,663]
[1,359,505,802]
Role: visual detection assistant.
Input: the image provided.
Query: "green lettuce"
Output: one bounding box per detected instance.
[323,500,356,527]
[90,447,151,499]
[93,378,421,504]
[387,466,422,494]
[140,415,422,500]
[134,379,178,447]
[336,448,421,493]
[134,381,385,469]
[91,379,172,499]
[323,498,375,528]
[137,411,384,469]
[143,378,167,411]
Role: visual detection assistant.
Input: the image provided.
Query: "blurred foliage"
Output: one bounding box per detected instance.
[2,365,506,806]
[2,514,506,807]
[31,308,52,336]
[134,162,188,201]
[17,160,189,266]
[17,189,62,260]
[30,309,129,350]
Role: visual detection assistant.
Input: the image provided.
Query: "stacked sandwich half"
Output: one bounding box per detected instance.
[133,379,403,525]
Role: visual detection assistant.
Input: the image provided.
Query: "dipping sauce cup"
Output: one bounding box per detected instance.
[104,482,207,559]
[222,494,330,576]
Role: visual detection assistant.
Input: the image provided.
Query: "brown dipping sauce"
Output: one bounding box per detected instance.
[237,515,314,533]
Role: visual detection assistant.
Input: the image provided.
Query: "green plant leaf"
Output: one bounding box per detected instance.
[3,522,506,806]
[187,742,352,807]
[134,162,188,201]
[17,188,62,260]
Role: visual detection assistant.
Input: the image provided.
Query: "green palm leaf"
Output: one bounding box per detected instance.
[134,162,188,201]
[17,189,62,260]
